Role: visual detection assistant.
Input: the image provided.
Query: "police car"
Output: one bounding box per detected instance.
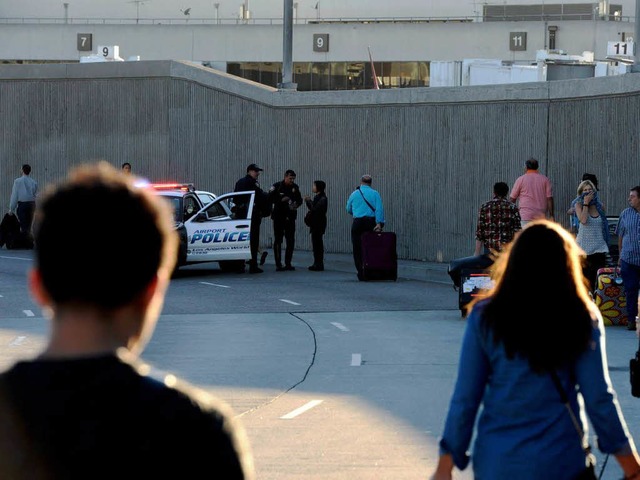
[150,183,256,271]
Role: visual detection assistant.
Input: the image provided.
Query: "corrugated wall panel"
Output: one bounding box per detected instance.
[2,63,640,264]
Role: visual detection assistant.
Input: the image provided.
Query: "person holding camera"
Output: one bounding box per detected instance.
[574,179,609,291]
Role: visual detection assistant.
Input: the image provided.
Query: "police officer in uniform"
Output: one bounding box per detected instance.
[269,170,303,271]
[234,163,268,274]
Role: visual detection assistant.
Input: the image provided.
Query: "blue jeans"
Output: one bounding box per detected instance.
[620,260,640,321]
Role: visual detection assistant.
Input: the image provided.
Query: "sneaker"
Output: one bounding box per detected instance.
[260,251,268,265]
[284,265,295,271]
[276,265,286,272]
[308,265,324,271]
[249,266,263,274]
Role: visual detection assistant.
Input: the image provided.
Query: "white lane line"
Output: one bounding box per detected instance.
[200,282,230,289]
[280,400,323,420]
[351,353,362,366]
[23,310,35,317]
[331,322,349,332]
[9,336,26,346]
[0,255,31,261]
[279,299,301,306]
[0,295,3,298]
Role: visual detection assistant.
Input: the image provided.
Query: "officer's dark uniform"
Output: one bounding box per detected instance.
[269,173,303,270]
[234,164,267,273]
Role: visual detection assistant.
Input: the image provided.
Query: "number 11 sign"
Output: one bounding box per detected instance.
[607,41,635,57]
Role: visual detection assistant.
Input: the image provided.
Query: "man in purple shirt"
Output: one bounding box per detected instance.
[510,158,554,226]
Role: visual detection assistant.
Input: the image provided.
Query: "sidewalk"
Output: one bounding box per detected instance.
[289,250,452,284]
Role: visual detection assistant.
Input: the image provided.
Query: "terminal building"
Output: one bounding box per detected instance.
[0,1,637,89]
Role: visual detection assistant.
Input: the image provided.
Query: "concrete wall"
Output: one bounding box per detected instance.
[0,60,638,263]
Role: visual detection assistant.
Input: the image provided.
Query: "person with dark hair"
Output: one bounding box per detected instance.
[121,162,132,174]
[346,174,385,280]
[616,186,640,331]
[235,163,268,274]
[0,162,254,479]
[509,157,554,226]
[304,180,328,271]
[269,169,302,271]
[8,164,38,241]
[431,220,640,480]
[474,181,521,256]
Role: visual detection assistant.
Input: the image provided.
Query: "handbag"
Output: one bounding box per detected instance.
[630,337,640,398]
[549,371,599,480]
[304,211,313,227]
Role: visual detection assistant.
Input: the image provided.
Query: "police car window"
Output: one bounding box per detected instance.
[205,202,229,220]
[184,196,198,220]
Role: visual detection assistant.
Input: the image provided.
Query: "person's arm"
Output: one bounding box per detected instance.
[8,180,18,214]
[432,307,490,477]
[346,192,354,216]
[474,239,483,256]
[575,202,589,225]
[374,192,385,230]
[575,308,640,477]
[546,197,555,221]
[475,207,486,255]
[292,185,303,207]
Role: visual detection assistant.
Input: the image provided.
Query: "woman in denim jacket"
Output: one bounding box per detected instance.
[431,220,640,480]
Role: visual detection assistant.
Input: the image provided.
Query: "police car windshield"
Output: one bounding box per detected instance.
[165,197,181,222]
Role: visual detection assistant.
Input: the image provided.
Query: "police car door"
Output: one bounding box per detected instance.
[183,191,255,262]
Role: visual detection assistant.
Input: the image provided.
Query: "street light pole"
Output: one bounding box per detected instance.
[279,0,297,90]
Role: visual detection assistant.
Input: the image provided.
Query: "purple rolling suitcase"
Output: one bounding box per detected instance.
[361,231,398,281]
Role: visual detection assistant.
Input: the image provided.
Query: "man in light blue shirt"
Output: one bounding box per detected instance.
[346,174,385,280]
[9,164,38,238]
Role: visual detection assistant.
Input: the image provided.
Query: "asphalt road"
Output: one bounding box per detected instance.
[1,249,639,479]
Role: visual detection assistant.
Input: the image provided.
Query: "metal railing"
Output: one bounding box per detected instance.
[0,14,632,26]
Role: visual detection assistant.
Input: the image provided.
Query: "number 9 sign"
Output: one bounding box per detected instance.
[313,34,329,52]
[97,45,119,60]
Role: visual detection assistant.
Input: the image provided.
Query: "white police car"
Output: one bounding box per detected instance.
[151,183,256,271]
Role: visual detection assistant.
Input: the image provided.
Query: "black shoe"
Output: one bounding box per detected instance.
[260,251,268,265]
[357,273,364,281]
[284,265,295,271]
[249,266,263,274]
[308,265,324,271]
[276,265,286,272]
[628,321,637,331]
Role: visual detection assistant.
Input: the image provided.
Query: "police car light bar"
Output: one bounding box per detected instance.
[150,183,195,192]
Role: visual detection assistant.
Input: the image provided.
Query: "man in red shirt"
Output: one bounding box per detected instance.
[510,157,554,226]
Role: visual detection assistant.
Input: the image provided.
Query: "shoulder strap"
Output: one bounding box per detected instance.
[357,187,375,213]
[549,371,593,458]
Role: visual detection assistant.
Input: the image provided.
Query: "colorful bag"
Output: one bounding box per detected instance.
[593,267,628,326]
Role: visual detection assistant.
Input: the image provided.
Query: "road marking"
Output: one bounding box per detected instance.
[0,295,3,298]
[331,322,349,332]
[0,255,31,261]
[9,336,26,346]
[279,299,301,305]
[23,310,34,317]
[280,400,323,419]
[200,282,230,289]
[351,353,362,366]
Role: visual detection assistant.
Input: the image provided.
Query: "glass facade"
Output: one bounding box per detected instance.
[227,61,430,91]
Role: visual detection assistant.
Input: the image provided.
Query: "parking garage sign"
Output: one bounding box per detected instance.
[509,32,527,51]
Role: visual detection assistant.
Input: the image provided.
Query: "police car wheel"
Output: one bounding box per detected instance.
[219,260,245,273]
